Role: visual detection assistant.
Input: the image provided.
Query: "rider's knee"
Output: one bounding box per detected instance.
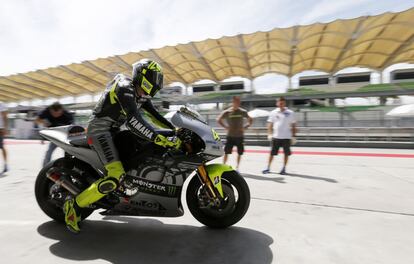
[97,177,119,194]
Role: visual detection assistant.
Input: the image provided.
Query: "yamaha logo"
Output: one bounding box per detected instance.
[128,117,154,139]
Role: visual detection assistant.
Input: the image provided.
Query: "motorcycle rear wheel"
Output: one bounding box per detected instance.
[34,158,94,223]
[186,170,250,228]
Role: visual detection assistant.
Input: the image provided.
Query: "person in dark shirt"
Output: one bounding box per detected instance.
[0,103,9,173]
[217,96,252,171]
[36,102,74,166]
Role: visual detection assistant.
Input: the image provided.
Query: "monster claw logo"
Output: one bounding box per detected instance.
[167,186,177,196]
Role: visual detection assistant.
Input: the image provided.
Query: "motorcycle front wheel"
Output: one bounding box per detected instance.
[186,170,250,228]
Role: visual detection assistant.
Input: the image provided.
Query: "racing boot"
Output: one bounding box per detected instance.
[63,198,81,233]
[62,161,126,233]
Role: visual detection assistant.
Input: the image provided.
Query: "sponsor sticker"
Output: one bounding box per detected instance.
[213,176,220,185]
[130,199,166,211]
[128,116,154,139]
[131,178,180,198]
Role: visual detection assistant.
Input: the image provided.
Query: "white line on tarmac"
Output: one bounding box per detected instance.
[252,196,414,216]
[0,220,36,226]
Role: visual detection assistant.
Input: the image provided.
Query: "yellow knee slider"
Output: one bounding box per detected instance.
[97,177,119,194]
[75,176,119,208]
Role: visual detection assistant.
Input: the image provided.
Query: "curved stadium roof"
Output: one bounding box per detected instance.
[1,7,414,102]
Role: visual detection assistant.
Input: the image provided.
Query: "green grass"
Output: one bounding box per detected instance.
[197,91,249,99]
[265,88,322,96]
[356,83,395,92]
[285,88,322,95]
[274,82,414,96]
[397,82,414,89]
[308,105,378,112]
[350,82,414,92]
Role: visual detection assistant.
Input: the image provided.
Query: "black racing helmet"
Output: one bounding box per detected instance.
[132,59,163,97]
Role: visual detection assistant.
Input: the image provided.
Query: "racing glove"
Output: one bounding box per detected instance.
[154,134,182,149]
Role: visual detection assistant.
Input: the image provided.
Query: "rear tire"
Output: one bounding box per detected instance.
[34,158,94,223]
[186,170,250,228]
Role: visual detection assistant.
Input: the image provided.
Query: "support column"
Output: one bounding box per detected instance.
[303,111,308,127]
[326,98,335,106]
[339,108,344,127]
[250,79,255,94]
[214,84,220,92]
[329,75,335,89]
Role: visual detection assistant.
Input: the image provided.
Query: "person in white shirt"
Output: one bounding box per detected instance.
[0,103,8,173]
[263,97,297,175]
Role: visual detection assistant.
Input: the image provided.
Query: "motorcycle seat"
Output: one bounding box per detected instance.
[67,126,90,148]
[69,135,90,147]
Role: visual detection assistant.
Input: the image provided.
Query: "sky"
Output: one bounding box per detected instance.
[1,0,414,98]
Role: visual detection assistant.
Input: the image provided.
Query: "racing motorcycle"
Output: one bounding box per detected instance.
[35,107,250,228]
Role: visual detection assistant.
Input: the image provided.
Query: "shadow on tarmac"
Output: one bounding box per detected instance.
[287,173,337,183]
[37,216,274,264]
[242,172,337,183]
[242,173,286,184]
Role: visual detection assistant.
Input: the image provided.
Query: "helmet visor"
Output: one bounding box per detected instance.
[141,70,163,97]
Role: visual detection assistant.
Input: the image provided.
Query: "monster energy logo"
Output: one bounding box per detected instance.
[134,179,166,191]
[130,178,179,197]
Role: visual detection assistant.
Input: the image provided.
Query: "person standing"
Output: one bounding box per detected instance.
[35,102,74,166]
[263,97,297,175]
[217,96,252,171]
[0,103,9,173]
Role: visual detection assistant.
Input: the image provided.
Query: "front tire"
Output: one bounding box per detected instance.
[186,170,250,228]
[34,158,94,223]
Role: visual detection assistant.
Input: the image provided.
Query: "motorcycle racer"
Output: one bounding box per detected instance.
[64,59,181,233]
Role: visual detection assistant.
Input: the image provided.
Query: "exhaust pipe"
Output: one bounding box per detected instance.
[47,170,80,195]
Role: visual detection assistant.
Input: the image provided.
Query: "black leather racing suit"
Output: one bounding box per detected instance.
[87,74,175,167]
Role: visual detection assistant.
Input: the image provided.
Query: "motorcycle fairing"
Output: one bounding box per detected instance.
[39,126,105,175]
[204,164,234,197]
[171,112,224,157]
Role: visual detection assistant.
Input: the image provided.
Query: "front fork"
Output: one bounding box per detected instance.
[196,164,223,207]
